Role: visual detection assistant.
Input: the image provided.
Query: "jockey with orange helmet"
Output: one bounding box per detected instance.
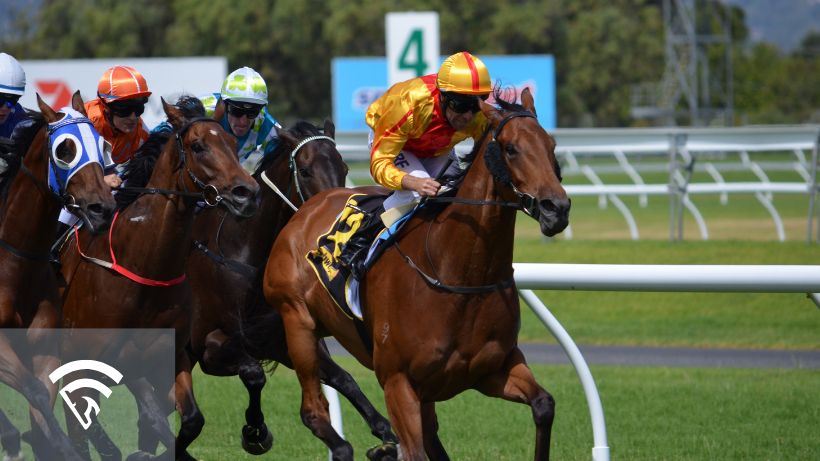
[85,65,152,169]
[338,51,492,276]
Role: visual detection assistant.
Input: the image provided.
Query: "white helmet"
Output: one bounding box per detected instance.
[0,53,26,96]
[220,67,268,106]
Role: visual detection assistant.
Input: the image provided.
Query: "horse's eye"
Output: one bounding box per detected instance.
[299,168,312,178]
[191,141,205,154]
[505,143,518,157]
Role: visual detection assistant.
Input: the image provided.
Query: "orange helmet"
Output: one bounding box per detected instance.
[97,65,151,103]
[436,51,492,95]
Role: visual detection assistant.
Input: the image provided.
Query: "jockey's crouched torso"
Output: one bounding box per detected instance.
[365,74,488,191]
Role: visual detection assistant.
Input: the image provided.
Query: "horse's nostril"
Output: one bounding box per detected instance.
[232,185,252,201]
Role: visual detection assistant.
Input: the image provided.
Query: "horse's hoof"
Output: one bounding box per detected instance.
[366,442,399,461]
[3,453,25,461]
[241,424,273,455]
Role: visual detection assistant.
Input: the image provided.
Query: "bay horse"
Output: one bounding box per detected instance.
[262,88,570,460]
[57,98,259,461]
[185,119,398,457]
[0,92,116,461]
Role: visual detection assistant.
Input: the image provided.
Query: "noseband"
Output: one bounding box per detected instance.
[259,135,335,211]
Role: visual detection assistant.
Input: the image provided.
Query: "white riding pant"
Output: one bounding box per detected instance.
[368,131,454,211]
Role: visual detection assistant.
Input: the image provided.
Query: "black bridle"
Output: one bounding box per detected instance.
[114,117,226,207]
[396,110,548,294]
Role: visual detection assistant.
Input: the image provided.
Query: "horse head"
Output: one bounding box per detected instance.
[477,88,570,236]
[162,98,259,218]
[271,119,348,205]
[37,91,116,234]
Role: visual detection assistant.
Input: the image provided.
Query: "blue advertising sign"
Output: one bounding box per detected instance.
[332,55,555,131]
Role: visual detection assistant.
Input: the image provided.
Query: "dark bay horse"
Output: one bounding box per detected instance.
[186,120,398,458]
[0,92,116,461]
[58,98,258,461]
[262,88,570,460]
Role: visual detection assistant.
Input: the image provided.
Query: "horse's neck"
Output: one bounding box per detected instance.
[433,158,517,279]
[111,141,197,275]
[0,141,58,251]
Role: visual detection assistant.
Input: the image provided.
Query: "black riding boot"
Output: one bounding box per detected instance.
[337,206,384,279]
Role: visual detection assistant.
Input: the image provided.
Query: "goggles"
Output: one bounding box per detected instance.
[441,92,488,114]
[107,99,147,117]
[225,101,263,119]
[0,93,21,109]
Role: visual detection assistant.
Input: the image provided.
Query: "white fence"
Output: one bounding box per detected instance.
[324,263,820,461]
[336,125,820,242]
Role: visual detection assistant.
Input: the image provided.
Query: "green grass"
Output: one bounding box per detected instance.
[183,359,819,460]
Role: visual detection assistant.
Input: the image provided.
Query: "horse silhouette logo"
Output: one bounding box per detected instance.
[48,360,124,430]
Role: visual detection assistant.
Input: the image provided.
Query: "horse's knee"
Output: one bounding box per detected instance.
[531,392,555,426]
[239,362,266,390]
[179,409,205,440]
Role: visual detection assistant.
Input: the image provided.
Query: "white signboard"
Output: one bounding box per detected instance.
[386,12,439,86]
[18,57,227,128]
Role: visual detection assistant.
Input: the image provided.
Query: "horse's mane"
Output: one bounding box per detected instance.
[0,113,45,199]
[116,95,205,209]
[252,120,324,176]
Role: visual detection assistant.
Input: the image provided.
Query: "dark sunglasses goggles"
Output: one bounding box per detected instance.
[0,93,21,109]
[107,99,146,117]
[225,102,263,119]
[441,92,488,114]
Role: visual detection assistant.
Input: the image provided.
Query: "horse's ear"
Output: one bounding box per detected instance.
[278,127,298,147]
[323,119,335,139]
[213,98,225,121]
[479,98,503,126]
[37,93,60,123]
[163,97,185,130]
[71,91,87,116]
[520,87,536,115]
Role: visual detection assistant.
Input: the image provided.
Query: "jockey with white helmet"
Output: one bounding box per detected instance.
[0,52,30,139]
[199,67,281,170]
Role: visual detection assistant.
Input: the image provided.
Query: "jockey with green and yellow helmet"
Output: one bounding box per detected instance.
[200,67,281,170]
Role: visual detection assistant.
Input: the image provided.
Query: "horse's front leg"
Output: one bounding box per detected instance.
[316,341,398,460]
[475,347,555,461]
[173,351,204,461]
[280,306,353,460]
[421,402,449,461]
[382,372,425,461]
[199,328,273,455]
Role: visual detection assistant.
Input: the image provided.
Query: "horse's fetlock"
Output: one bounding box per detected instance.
[180,410,204,438]
[330,442,354,461]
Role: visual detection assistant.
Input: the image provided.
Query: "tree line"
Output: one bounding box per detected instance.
[2,0,817,127]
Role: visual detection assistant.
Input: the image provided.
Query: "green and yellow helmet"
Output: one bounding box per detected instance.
[220,67,268,105]
[436,51,492,96]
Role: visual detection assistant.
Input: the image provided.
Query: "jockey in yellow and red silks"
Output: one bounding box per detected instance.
[365,51,492,213]
[337,52,493,278]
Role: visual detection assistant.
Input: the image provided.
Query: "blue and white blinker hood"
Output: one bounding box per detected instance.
[47,107,108,195]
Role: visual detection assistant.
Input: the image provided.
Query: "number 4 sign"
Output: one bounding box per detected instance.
[386,12,440,86]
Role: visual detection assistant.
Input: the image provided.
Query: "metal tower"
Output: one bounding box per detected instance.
[632,0,734,126]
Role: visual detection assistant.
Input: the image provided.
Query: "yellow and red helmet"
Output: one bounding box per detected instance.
[436,51,492,95]
[97,66,152,103]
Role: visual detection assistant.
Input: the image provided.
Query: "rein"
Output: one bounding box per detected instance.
[74,210,186,287]
[196,133,335,276]
[396,110,540,294]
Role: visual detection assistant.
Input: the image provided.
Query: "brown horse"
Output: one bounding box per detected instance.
[262,88,569,460]
[0,92,115,461]
[58,98,258,461]
[185,120,398,458]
